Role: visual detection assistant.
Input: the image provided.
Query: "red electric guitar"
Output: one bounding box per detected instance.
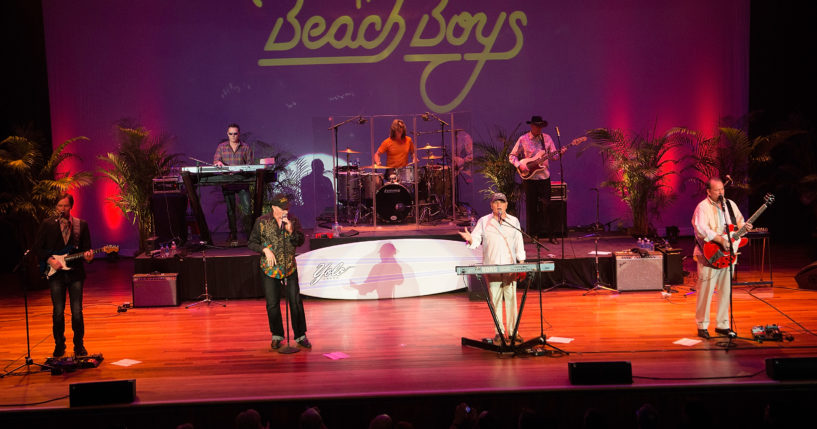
[516,137,586,180]
[702,193,774,268]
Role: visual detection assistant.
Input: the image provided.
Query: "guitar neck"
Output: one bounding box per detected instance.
[63,248,100,262]
[733,203,769,238]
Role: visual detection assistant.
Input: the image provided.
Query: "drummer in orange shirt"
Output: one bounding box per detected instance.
[374,119,416,171]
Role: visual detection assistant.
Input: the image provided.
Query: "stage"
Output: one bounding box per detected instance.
[1,237,816,428]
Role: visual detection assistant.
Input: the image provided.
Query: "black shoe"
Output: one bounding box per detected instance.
[715,328,736,337]
[53,343,66,357]
[270,339,281,350]
[74,345,88,357]
[697,329,711,339]
[296,337,312,349]
[549,238,559,245]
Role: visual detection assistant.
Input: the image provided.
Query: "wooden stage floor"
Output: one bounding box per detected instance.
[1,239,816,428]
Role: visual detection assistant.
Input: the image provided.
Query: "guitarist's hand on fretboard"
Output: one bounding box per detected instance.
[83,250,94,262]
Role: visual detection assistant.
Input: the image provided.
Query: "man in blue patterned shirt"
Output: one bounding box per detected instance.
[213,123,253,243]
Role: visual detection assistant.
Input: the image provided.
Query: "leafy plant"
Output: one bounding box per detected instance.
[583,127,695,235]
[472,125,525,215]
[0,134,93,246]
[98,121,181,252]
[685,126,803,206]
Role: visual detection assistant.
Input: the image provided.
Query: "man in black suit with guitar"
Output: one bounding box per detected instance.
[35,193,93,357]
[509,116,565,244]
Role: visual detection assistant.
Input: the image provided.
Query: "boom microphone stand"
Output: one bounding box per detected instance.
[2,250,52,377]
[544,126,587,292]
[498,215,568,356]
[717,196,739,350]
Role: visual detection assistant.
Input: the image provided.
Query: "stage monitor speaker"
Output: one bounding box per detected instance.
[765,357,817,380]
[70,379,136,407]
[659,247,683,284]
[615,251,664,291]
[795,261,817,290]
[542,200,567,238]
[568,361,633,385]
[133,273,179,307]
[151,192,188,244]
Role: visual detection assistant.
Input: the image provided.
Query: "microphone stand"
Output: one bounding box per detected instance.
[2,250,52,377]
[716,197,740,350]
[498,215,568,357]
[544,127,587,292]
[426,112,451,218]
[186,244,227,308]
[328,116,366,227]
[277,215,300,354]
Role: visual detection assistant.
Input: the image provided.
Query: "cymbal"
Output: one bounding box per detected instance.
[422,155,443,160]
[337,147,360,154]
[361,164,389,169]
[417,144,441,150]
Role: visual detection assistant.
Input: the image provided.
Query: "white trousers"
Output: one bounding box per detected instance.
[488,278,517,336]
[695,260,732,330]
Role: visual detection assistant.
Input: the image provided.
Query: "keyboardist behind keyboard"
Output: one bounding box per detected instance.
[458,192,526,345]
[214,123,254,244]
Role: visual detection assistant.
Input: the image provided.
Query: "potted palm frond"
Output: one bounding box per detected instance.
[98,121,181,253]
[584,127,694,236]
[473,125,525,215]
[0,133,93,285]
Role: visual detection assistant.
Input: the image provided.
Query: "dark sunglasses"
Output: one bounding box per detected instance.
[228,132,239,135]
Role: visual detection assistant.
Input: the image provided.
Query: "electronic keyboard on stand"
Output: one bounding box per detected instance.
[180,164,277,244]
[456,261,565,356]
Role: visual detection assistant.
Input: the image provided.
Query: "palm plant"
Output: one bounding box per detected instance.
[685,127,803,206]
[472,125,525,215]
[0,134,94,245]
[98,121,181,252]
[583,127,695,235]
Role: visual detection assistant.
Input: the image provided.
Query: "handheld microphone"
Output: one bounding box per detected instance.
[724,174,733,186]
[555,126,561,137]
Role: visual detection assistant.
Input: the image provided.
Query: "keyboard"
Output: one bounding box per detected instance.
[456,262,555,275]
[180,164,272,174]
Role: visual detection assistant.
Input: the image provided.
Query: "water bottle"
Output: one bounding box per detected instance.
[171,241,177,257]
[637,238,644,249]
[160,244,167,258]
[332,222,341,237]
[469,214,476,229]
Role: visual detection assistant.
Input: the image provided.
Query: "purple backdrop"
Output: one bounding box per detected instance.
[41,0,750,253]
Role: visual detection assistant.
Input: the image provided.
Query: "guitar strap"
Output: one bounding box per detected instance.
[71,217,81,247]
[724,198,737,229]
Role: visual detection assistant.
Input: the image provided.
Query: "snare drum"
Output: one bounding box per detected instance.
[336,169,360,203]
[375,183,412,223]
[395,165,415,184]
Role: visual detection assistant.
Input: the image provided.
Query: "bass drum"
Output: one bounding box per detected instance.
[375,183,412,223]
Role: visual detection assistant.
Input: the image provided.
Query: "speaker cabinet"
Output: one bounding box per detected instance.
[795,261,817,290]
[766,357,817,380]
[659,247,683,284]
[70,379,136,407]
[543,200,567,238]
[568,361,633,385]
[615,251,664,291]
[151,193,188,244]
[133,273,179,307]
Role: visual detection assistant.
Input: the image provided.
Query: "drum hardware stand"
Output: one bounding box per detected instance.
[583,233,617,295]
[543,127,588,292]
[422,112,453,219]
[186,245,227,308]
[328,115,367,229]
[2,250,53,377]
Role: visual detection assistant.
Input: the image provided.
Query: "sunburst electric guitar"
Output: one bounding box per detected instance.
[516,137,586,180]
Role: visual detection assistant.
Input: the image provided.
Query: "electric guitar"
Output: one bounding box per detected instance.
[702,193,774,268]
[516,137,586,180]
[42,245,120,279]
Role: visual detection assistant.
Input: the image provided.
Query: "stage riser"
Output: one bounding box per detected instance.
[134,254,264,300]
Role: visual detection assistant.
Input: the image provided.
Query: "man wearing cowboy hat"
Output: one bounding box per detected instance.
[509,115,561,244]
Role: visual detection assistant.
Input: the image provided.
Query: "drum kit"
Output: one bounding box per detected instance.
[334,145,451,224]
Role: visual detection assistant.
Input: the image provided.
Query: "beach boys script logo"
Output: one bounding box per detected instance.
[311,262,354,286]
[253,0,527,112]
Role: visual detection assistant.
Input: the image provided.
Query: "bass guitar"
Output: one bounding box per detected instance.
[702,193,774,268]
[42,245,120,279]
[516,137,586,180]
